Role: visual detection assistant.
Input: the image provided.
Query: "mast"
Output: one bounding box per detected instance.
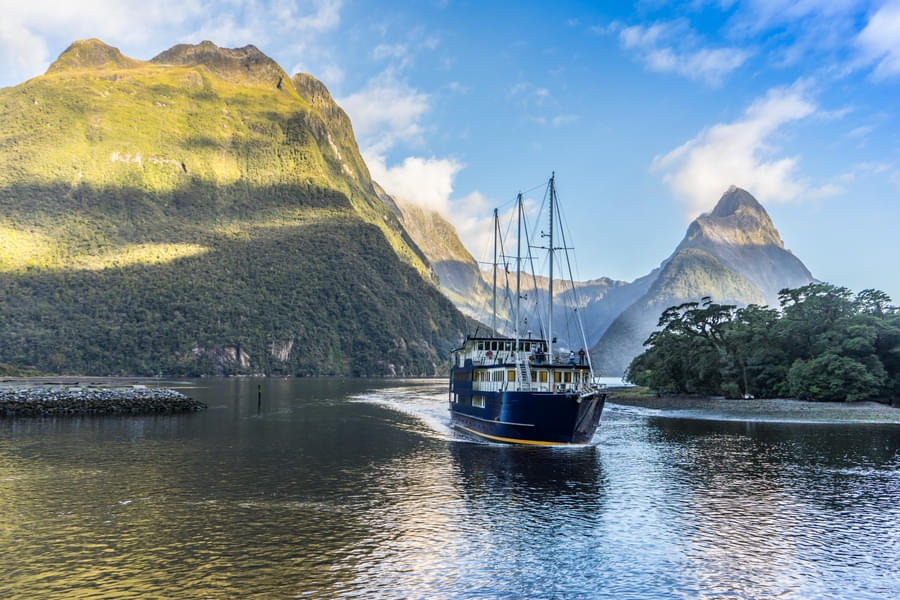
[548,173,555,362]
[515,193,522,348]
[492,207,498,334]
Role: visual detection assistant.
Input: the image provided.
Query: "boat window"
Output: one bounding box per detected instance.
[507,370,515,382]
[472,395,485,408]
[530,371,537,382]
[539,371,548,383]
[564,372,572,383]
[477,341,484,350]
[491,341,498,351]
[554,371,562,383]
[505,342,511,351]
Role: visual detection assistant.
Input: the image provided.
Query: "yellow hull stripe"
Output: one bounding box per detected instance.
[454,424,579,446]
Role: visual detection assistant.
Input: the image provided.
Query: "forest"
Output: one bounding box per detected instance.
[626,283,900,402]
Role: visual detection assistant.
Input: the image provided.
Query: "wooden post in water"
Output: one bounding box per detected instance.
[257,384,262,413]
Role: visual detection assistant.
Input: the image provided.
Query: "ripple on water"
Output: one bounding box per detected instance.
[1,379,898,599]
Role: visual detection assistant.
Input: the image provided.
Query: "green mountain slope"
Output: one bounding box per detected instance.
[381,191,496,322]
[591,187,812,376]
[592,248,766,376]
[0,39,469,376]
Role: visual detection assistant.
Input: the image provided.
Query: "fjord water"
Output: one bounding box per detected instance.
[1,379,898,599]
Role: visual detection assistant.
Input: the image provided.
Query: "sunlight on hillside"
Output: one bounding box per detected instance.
[0,229,208,272]
[68,243,209,270]
[0,226,56,271]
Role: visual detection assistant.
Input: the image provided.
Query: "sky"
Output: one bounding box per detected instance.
[1,0,899,301]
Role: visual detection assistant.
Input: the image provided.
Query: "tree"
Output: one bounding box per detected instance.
[627,284,899,402]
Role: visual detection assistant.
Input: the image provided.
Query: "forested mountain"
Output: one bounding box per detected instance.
[0,39,470,376]
[591,187,815,375]
[380,191,495,322]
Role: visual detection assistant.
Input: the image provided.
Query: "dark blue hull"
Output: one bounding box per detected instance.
[449,386,605,445]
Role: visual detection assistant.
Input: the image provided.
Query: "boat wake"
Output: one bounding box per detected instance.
[352,383,604,447]
[350,383,519,445]
[350,383,460,442]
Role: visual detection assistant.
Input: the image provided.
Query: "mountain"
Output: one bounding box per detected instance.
[0,39,470,376]
[383,193,642,347]
[378,190,495,321]
[591,187,814,376]
[672,186,813,305]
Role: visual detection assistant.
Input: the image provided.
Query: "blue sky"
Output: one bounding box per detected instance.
[2,0,899,301]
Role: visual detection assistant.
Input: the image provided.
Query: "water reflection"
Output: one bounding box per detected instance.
[1,380,899,599]
[642,416,900,599]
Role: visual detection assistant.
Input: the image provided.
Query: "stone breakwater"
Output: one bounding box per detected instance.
[0,386,206,417]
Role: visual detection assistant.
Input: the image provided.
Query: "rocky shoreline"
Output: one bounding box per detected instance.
[0,385,206,417]
[606,388,900,424]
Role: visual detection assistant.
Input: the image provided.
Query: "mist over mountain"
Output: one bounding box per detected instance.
[0,39,469,376]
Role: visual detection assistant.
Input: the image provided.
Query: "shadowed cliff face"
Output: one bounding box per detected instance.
[0,39,468,376]
[591,187,814,376]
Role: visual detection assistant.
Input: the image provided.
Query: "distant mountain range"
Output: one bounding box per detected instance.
[0,39,470,376]
[391,183,815,377]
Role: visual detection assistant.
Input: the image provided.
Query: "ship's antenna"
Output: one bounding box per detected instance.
[492,207,498,334]
[548,173,555,362]
[515,193,522,347]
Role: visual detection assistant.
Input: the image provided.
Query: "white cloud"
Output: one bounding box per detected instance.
[0,0,199,83]
[0,0,343,87]
[446,81,468,93]
[727,0,863,34]
[365,151,497,254]
[615,20,750,86]
[847,124,875,138]
[857,1,900,80]
[373,43,409,63]
[652,82,821,218]
[365,152,461,214]
[338,76,430,154]
[552,115,579,127]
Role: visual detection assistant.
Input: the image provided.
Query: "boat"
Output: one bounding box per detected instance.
[449,173,607,445]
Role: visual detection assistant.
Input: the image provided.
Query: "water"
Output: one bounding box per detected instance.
[1,378,898,599]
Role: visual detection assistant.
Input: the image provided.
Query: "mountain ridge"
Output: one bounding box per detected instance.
[0,39,467,376]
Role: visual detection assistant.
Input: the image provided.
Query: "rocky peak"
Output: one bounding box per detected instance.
[150,41,291,90]
[710,185,767,218]
[687,186,783,249]
[46,39,143,74]
[674,186,813,305]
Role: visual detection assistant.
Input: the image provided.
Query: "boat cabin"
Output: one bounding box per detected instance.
[451,336,592,394]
